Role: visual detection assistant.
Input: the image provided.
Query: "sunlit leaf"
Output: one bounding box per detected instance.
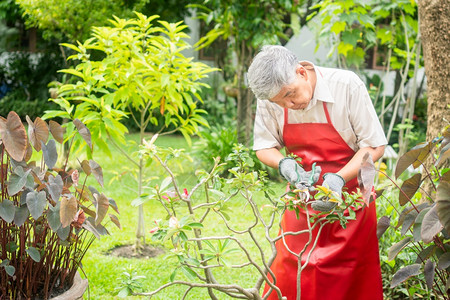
[399,173,421,206]
[0,112,27,161]
[42,140,58,170]
[436,180,450,235]
[60,195,77,228]
[391,264,421,288]
[435,143,450,167]
[424,260,435,290]
[24,143,32,162]
[0,199,15,223]
[49,120,65,144]
[73,119,92,150]
[376,216,390,239]
[109,198,119,214]
[357,152,375,205]
[26,247,41,262]
[26,115,49,152]
[395,142,433,179]
[421,205,443,244]
[14,205,29,226]
[89,160,103,187]
[26,191,47,220]
[94,193,109,225]
[81,160,91,175]
[109,213,121,229]
[388,236,411,261]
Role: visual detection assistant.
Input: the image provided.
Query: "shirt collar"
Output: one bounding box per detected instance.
[299,61,334,111]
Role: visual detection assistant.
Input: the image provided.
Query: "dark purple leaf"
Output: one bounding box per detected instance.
[413,207,431,242]
[81,160,91,175]
[436,180,450,235]
[94,193,109,225]
[109,198,119,214]
[437,252,450,270]
[401,210,418,236]
[395,142,433,179]
[390,264,421,288]
[421,205,443,244]
[89,159,103,187]
[415,245,436,263]
[377,216,390,239]
[109,213,121,229]
[0,112,27,161]
[399,173,421,206]
[424,260,435,290]
[73,119,92,150]
[388,237,412,261]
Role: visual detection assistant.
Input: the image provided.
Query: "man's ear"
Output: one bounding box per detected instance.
[296,65,307,78]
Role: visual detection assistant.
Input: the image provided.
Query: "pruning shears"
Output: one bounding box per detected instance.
[294,162,317,202]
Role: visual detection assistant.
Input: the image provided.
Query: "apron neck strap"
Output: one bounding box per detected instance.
[284,102,332,125]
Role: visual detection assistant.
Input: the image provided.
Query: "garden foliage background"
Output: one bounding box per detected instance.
[0,0,449,299]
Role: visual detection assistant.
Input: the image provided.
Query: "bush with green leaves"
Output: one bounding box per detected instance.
[117,142,375,299]
[44,12,217,246]
[0,112,119,299]
[375,126,449,299]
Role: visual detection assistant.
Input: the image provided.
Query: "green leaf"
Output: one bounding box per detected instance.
[47,203,61,232]
[42,139,58,170]
[26,247,41,262]
[57,224,70,241]
[388,237,411,261]
[14,205,29,227]
[7,167,31,196]
[169,268,177,282]
[26,191,47,220]
[0,199,15,223]
[6,241,18,253]
[180,266,197,280]
[5,265,15,276]
[391,264,421,288]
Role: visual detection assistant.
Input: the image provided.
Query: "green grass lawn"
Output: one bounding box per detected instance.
[81,133,285,299]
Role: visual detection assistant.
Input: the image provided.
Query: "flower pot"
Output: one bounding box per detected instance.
[50,272,88,300]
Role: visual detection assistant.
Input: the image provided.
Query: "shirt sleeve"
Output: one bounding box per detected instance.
[253,99,284,151]
[347,73,388,149]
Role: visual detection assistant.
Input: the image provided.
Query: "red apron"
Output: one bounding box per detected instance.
[263,102,383,300]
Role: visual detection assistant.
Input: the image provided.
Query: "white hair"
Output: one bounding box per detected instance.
[247,45,298,100]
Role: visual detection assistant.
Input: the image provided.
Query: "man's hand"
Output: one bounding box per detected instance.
[322,173,346,197]
[279,158,321,188]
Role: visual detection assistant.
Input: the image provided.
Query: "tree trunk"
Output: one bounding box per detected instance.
[417,0,450,141]
[417,0,450,195]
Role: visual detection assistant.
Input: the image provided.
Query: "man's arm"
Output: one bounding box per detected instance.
[255,148,285,169]
[336,145,385,183]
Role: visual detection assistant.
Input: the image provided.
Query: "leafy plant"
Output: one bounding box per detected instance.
[0,111,119,299]
[123,141,374,299]
[43,12,217,247]
[374,126,450,299]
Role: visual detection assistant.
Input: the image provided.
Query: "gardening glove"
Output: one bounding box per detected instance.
[311,173,345,212]
[278,158,321,190]
[322,173,346,198]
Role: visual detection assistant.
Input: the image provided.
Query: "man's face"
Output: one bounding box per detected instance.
[269,66,314,110]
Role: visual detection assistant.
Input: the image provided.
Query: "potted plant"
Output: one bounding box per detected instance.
[0,111,120,299]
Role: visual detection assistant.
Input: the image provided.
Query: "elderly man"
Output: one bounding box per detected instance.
[247,45,386,300]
